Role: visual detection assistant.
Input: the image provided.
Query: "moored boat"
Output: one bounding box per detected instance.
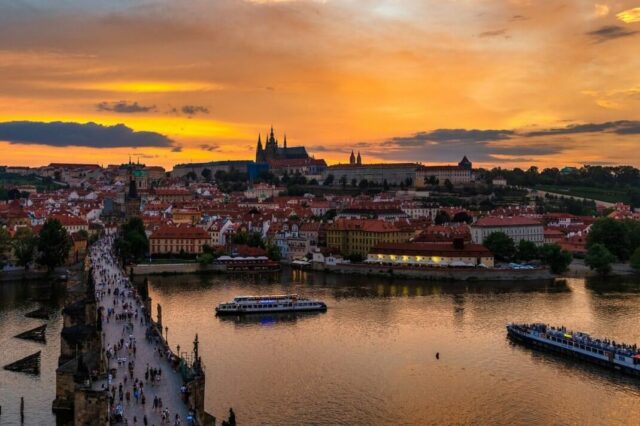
[215,294,327,315]
[507,323,640,376]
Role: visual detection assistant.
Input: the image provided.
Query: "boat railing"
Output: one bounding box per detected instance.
[511,323,640,358]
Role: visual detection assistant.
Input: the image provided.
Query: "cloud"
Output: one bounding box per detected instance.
[586,25,638,43]
[171,146,183,152]
[617,7,640,23]
[181,105,209,116]
[199,143,219,151]
[96,100,156,113]
[0,121,174,148]
[524,120,640,137]
[387,128,514,146]
[478,29,508,38]
[594,4,609,18]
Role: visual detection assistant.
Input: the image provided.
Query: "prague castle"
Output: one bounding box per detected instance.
[255,127,310,163]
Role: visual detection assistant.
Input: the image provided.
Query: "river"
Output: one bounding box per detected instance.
[2,272,640,425]
[146,271,640,425]
[0,280,65,426]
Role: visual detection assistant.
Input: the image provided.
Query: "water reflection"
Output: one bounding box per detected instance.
[0,280,65,426]
[217,310,326,327]
[145,272,640,425]
[146,272,569,300]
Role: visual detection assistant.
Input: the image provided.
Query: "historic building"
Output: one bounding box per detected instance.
[124,176,141,220]
[325,219,413,257]
[415,156,474,187]
[470,216,544,245]
[255,127,309,163]
[149,225,210,255]
[367,240,494,268]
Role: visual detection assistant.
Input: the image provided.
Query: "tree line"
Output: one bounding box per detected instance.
[0,219,75,272]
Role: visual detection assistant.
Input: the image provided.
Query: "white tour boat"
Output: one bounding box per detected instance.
[215,294,327,315]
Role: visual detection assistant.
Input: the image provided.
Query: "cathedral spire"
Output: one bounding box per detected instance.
[357,151,362,165]
[349,150,355,165]
[283,134,287,150]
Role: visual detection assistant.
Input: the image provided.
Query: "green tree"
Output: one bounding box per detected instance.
[201,168,212,182]
[198,252,215,265]
[339,175,347,189]
[13,227,37,269]
[539,243,572,274]
[37,219,72,271]
[186,171,197,181]
[517,239,539,262]
[452,211,472,224]
[247,232,265,249]
[0,227,10,268]
[424,175,439,186]
[267,243,281,261]
[231,231,248,245]
[483,232,516,262]
[630,247,640,270]
[323,174,334,186]
[444,179,454,192]
[116,217,149,263]
[434,211,450,225]
[585,243,616,276]
[586,218,631,260]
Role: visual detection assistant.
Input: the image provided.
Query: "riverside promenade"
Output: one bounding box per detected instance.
[90,237,201,425]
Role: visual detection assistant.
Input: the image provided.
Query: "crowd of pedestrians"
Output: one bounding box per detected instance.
[91,236,194,426]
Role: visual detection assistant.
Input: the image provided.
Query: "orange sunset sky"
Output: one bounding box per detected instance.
[0,0,639,170]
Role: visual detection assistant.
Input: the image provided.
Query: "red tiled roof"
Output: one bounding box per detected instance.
[327,219,406,233]
[150,225,208,240]
[473,216,542,227]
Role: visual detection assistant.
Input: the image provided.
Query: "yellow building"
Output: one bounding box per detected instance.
[367,241,494,268]
[325,219,413,257]
[149,225,209,255]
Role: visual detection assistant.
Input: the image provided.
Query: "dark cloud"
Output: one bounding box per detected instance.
[199,144,218,152]
[587,25,638,43]
[171,145,183,152]
[96,101,155,113]
[478,29,508,38]
[387,128,514,146]
[0,121,174,148]
[524,120,640,137]
[181,105,209,116]
[510,15,528,21]
[376,127,565,163]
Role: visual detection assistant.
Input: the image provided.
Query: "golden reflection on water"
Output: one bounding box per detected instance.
[146,272,640,425]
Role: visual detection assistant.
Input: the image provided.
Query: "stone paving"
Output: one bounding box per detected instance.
[91,237,192,425]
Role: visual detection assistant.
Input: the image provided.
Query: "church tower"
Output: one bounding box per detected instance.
[266,126,278,158]
[256,134,264,163]
[349,150,355,165]
[357,151,362,165]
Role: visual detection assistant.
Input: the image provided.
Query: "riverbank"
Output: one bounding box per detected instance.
[565,259,638,278]
[131,260,280,275]
[312,262,554,281]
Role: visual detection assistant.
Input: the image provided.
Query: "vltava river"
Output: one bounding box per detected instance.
[147,271,640,425]
[2,272,640,425]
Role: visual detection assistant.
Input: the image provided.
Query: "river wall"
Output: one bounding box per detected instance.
[314,263,554,281]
